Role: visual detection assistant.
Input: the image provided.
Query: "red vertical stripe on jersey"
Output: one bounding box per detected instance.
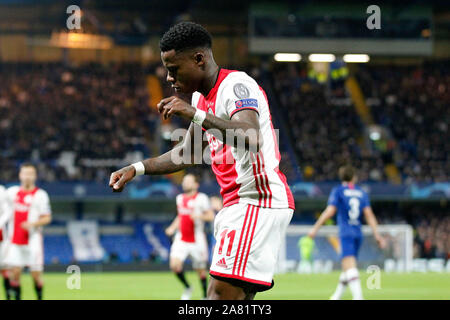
[236,204,255,276]
[241,205,260,276]
[232,204,251,275]
[178,193,198,243]
[255,154,268,207]
[251,153,263,207]
[259,87,295,210]
[12,210,29,245]
[258,152,273,208]
[12,187,39,245]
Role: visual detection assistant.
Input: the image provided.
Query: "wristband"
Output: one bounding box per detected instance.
[192,109,207,126]
[132,161,145,176]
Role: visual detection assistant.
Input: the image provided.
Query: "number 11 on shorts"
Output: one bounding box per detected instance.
[218,229,236,256]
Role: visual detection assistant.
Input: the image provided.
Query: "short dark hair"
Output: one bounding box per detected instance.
[159,22,212,53]
[338,165,356,182]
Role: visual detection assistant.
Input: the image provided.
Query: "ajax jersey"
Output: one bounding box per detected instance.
[2,186,52,245]
[176,192,211,243]
[191,69,295,210]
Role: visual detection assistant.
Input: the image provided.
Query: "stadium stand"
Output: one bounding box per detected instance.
[1,62,447,183]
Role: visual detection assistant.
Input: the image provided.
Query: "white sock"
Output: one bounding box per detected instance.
[346,268,363,300]
[330,272,347,300]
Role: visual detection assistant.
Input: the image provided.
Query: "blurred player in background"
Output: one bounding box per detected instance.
[308,165,385,300]
[110,22,294,300]
[0,163,52,300]
[165,174,215,300]
[0,184,11,299]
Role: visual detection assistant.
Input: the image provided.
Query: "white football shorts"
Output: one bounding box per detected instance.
[3,237,44,271]
[0,240,9,269]
[209,202,293,291]
[170,233,209,269]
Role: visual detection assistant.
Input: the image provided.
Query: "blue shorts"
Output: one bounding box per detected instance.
[340,236,362,259]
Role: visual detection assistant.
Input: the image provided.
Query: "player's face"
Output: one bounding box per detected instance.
[161,49,203,94]
[19,166,37,188]
[182,175,198,193]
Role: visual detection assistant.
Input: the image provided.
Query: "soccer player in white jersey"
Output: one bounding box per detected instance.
[110,22,294,300]
[0,184,11,299]
[165,174,214,300]
[0,163,52,300]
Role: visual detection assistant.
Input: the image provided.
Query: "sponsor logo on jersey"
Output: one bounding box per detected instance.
[235,98,258,109]
[14,203,30,212]
[343,189,363,198]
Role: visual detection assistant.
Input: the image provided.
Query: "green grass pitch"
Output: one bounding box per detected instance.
[1,271,448,300]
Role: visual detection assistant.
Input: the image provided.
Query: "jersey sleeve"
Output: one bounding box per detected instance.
[191,91,201,109]
[361,191,371,209]
[200,194,212,212]
[0,187,13,229]
[218,74,261,118]
[327,187,339,207]
[38,190,52,216]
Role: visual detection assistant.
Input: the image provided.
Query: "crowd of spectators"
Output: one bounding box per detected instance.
[271,63,387,182]
[271,62,448,183]
[375,205,449,260]
[0,61,448,185]
[357,62,449,183]
[414,214,449,260]
[0,63,159,182]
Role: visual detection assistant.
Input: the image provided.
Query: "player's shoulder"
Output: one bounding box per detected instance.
[6,185,20,196]
[196,192,209,201]
[221,70,259,90]
[35,188,49,198]
[0,185,5,193]
[331,185,343,193]
[354,184,368,196]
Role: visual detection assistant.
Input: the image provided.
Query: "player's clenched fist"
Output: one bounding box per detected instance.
[157,96,196,120]
[109,166,136,192]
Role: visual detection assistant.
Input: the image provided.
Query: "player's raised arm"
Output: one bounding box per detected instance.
[308,205,337,239]
[363,206,386,249]
[158,96,262,153]
[109,122,200,192]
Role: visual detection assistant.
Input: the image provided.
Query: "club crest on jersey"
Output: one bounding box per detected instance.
[233,83,250,98]
[235,98,258,109]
